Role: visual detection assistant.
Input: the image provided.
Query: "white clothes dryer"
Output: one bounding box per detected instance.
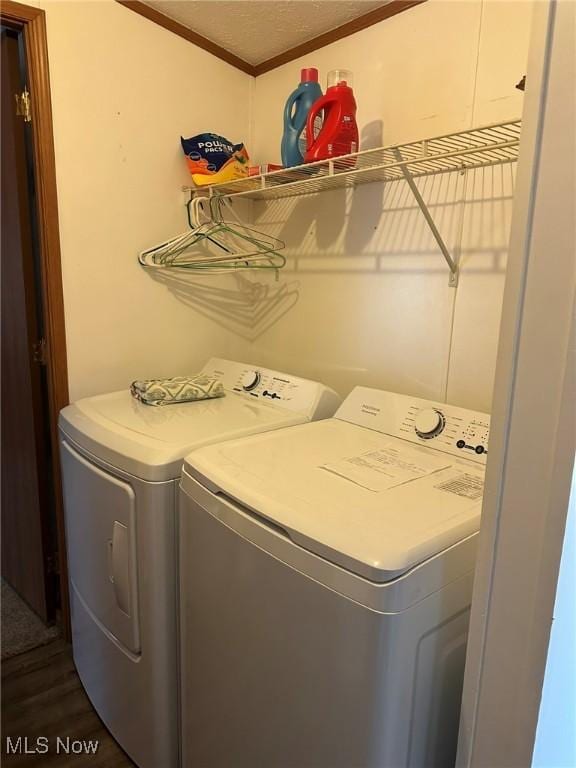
[58,358,340,768]
[179,386,490,768]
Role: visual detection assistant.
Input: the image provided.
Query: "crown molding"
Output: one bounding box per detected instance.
[116,0,426,78]
[116,1,256,75]
[254,1,426,76]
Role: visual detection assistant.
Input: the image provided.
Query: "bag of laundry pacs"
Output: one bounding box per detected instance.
[181,133,249,186]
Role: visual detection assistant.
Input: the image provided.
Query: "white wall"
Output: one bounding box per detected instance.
[532,465,576,767]
[40,0,533,411]
[39,0,253,401]
[247,0,532,411]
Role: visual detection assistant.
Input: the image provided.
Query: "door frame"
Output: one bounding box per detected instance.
[1,0,70,639]
[456,1,575,765]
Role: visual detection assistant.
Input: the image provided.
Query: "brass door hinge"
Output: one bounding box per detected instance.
[15,87,31,122]
[33,338,47,365]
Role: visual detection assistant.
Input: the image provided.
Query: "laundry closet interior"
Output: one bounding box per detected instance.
[47,0,531,409]
[2,0,553,767]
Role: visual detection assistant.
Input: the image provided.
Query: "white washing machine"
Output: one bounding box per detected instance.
[179,386,490,768]
[58,358,340,768]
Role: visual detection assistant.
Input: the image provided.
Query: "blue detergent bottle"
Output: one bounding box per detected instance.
[281,68,323,167]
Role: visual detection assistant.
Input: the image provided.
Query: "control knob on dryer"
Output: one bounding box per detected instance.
[241,370,261,391]
[414,408,446,439]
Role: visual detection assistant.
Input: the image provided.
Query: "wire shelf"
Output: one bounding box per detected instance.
[184,119,521,202]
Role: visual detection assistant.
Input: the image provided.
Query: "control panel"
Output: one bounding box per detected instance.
[335,386,490,465]
[201,358,340,419]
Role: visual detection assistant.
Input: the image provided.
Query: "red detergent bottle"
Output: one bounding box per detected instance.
[305,69,359,162]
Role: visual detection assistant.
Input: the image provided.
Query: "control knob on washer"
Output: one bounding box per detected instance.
[414,408,446,439]
[241,370,261,391]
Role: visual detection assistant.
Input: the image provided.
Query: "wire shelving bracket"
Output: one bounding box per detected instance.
[184,119,521,287]
[392,146,460,286]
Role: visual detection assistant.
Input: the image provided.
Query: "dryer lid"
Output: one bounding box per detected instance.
[184,418,487,582]
[59,391,304,482]
[58,358,340,482]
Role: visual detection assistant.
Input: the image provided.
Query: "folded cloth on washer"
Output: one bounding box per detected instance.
[130,375,224,406]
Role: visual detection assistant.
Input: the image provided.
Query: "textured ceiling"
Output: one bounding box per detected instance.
[143,1,388,65]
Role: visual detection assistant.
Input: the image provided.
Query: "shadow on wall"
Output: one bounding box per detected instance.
[254,163,514,278]
[141,162,513,343]
[148,270,300,342]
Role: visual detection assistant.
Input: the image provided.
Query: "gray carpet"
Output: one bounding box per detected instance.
[1,579,59,659]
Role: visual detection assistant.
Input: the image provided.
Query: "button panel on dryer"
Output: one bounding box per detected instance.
[231,367,320,414]
[200,358,326,417]
[233,370,295,401]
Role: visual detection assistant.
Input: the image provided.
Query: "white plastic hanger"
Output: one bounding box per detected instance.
[139,197,286,272]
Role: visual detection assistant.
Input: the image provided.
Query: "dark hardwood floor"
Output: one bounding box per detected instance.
[1,639,135,766]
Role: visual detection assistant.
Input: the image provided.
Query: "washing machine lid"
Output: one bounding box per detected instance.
[185,418,487,582]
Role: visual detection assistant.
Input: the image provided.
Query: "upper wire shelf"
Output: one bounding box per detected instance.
[184,119,521,202]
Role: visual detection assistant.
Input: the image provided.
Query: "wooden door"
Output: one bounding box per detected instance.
[1,26,53,622]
